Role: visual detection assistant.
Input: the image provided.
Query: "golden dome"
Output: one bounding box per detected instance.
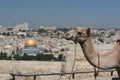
[25,38,37,47]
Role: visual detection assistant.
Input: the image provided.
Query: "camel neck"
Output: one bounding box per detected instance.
[80,37,96,58]
[78,37,118,69]
[79,37,97,66]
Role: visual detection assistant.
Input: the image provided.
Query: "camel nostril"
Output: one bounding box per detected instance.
[65,33,70,36]
[64,33,70,39]
[116,39,120,43]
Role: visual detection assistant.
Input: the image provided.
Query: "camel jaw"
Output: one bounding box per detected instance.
[77,38,87,44]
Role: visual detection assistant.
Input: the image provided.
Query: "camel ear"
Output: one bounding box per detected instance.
[87,28,90,36]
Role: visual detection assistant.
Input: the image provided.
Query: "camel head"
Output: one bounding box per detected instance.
[64,29,77,43]
[65,27,91,44]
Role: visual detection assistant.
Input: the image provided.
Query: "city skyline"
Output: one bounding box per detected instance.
[0,0,120,28]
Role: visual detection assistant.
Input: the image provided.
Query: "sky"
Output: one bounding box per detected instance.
[0,0,120,28]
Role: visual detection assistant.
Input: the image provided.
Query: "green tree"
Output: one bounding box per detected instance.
[58,54,64,61]
[0,52,7,60]
[36,54,54,61]
[2,32,7,36]
[14,54,22,60]
[7,56,12,60]
[98,38,104,43]
[44,54,54,61]
[6,32,10,36]
[38,29,47,33]
[22,54,30,60]
[36,54,44,60]
[55,28,71,33]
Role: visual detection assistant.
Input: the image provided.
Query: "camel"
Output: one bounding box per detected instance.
[65,27,120,77]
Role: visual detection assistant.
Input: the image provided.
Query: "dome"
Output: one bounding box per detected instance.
[25,38,37,47]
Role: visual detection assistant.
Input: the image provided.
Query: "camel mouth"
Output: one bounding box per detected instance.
[65,37,71,40]
[77,37,87,42]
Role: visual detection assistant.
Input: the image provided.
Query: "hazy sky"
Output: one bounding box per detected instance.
[0,0,120,28]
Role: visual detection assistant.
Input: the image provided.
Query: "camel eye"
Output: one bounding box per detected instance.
[77,32,82,35]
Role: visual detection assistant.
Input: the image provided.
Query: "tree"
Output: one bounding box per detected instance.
[36,53,44,60]
[98,38,104,43]
[7,56,12,60]
[44,54,54,61]
[14,54,22,60]
[6,32,10,36]
[22,54,30,60]
[58,54,64,61]
[55,28,71,33]
[2,32,7,36]
[37,29,47,33]
[0,51,7,60]
[36,53,55,61]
